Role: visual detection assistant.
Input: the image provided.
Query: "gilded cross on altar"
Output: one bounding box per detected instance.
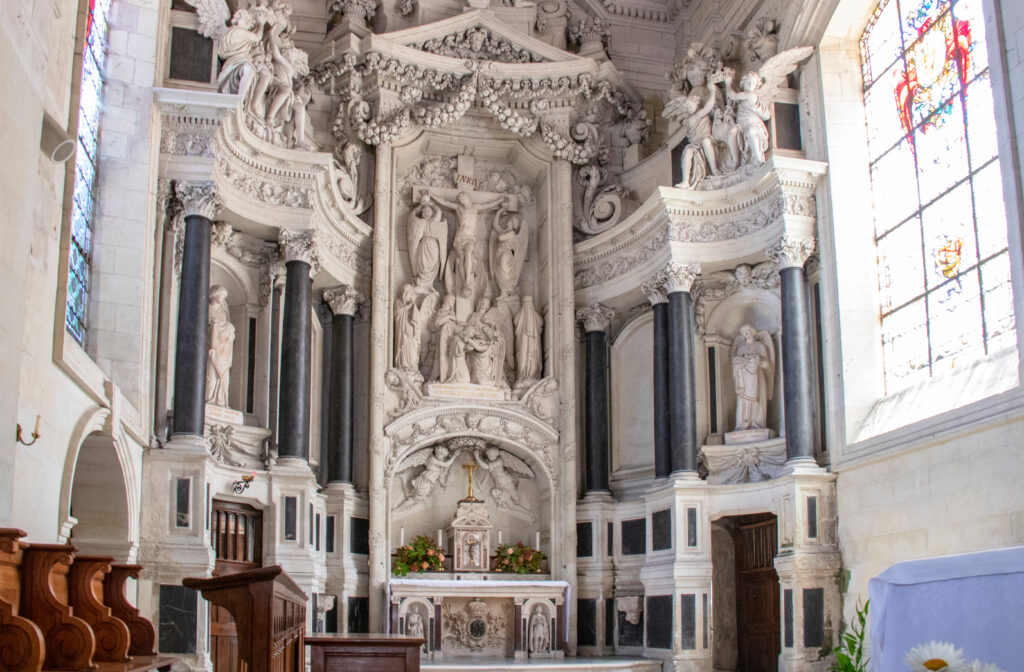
[461,463,479,502]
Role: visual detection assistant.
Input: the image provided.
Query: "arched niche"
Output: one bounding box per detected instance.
[610,311,655,487]
[209,256,261,416]
[703,289,783,438]
[64,429,136,561]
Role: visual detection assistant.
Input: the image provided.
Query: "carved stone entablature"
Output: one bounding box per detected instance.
[382,404,560,492]
[160,115,218,158]
[174,181,222,220]
[692,261,779,334]
[766,235,816,270]
[572,156,827,305]
[224,231,279,268]
[323,285,365,316]
[576,303,615,333]
[576,0,682,23]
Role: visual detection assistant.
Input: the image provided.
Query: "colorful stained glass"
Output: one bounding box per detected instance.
[861,0,1014,393]
[66,0,112,345]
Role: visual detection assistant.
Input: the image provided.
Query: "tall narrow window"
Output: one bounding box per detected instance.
[861,0,1014,393]
[66,0,113,344]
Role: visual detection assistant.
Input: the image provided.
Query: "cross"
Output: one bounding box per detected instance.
[412,155,519,211]
[461,463,479,501]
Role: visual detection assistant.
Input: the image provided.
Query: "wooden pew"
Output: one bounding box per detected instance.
[103,565,156,657]
[306,634,424,672]
[0,528,46,672]
[19,543,96,672]
[69,557,131,663]
[184,565,306,672]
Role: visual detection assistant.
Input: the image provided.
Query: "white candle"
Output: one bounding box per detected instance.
[400,527,405,547]
[535,531,541,550]
[437,528,443,547]
[498,530,503,545]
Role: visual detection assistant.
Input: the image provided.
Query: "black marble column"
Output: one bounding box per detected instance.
[643,277,671,478]
[578,304,614,494]
[171,184,219,437]
[664,264,700,475]
[277,235,315,461]
[774,243,818,461]
[324,286,362,483]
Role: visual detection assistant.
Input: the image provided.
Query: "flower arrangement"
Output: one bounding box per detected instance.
[392,535,445,577]
[829,599,868,672]
[493,542,546,574]
[905,642,1006,672]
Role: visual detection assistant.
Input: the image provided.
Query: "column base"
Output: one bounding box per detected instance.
[166,433,211,453]
[781,456,824,475]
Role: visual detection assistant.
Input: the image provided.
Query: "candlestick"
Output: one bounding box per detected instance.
[498,530,503,545]
[437,528,443,547]
[400,527,405,547]
[535,531,541,550]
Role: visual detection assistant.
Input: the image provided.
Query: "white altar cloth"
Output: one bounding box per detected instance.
[868,545,1024,671]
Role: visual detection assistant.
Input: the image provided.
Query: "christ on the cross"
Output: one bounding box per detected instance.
[434,190,510,304]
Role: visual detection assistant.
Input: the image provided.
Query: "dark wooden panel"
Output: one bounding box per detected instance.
[308,634,422,672]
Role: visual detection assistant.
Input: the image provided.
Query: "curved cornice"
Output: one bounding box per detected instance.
[573,156,827,306]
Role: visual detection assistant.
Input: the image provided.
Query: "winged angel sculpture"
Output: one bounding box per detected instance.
[474,446,537,522]
[731,325,776,432]
[664,46,813,188]
[393,444,460,515]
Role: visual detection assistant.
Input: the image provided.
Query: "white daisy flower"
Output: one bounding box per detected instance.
[967,662,1006,672]
[905,641,968,671]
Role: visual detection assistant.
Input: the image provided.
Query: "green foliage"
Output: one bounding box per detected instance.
[493,542,546,574]
[830,599,870,672]
[392,535,445,577]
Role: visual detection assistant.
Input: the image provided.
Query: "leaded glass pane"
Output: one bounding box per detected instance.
[981,253,1016,353]
[862,0,1014,393]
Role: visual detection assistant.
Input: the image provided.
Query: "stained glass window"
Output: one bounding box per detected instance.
[66,0,112,345]
[860,0,1015,393]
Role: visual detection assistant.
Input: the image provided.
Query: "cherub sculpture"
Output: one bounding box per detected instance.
[473,446,536,521]
[721,46,814,165]
[663,90,719,188]
[394,444,460,514]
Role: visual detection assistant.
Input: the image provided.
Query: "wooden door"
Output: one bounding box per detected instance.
[209,500,263,672]
[734,517,780,672]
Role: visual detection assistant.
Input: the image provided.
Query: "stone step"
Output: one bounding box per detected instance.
[423,657,663,672]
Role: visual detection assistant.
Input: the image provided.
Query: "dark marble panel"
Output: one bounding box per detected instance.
[348,596,369,633]
[621,518,646,556]
[607,522,614,557]
[577,522,593,558]
[577,598,597,647]
[775,102,802,151]
[784,589,794,648]
[175,478,190,528]
[807,496,818,539]
[617,603,644,647]
[284,496,297,540]
[680,594,696,650]
[646,595,672,649]
[350,516,369,555]
[803,588,824,648]
[158,584,197,654]
[326,515,336,553]
[687,507,698,547]
[605,598,615,647]
[652,509,672,551]
[168,27,213,83]
[325,599,339,634]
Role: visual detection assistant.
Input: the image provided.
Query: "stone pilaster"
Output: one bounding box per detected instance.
[663,263,701,475]
[642,274,671,479]
[277,230,317,463]
[576,303,615,495]
[171,182,221,439]
[323,285,364,484]
[767,236,817,464]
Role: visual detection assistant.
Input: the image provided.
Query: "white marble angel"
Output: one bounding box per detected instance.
[721,46,814,165]
[663,89,719,188]
[407,193,448,291]
[731,324,775,431]
[489,208,529,299]
[206,285,235,407]
[474,446,536,521]
[394,284,423,373]
[395,444,459,514]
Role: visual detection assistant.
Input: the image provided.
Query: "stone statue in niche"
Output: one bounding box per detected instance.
[395,443,459,514]
[407,193,448,291]
[406,607,426,651]
[514,295,543,384]
[529,606,550,654]
[731,324,776,431]
[464,533,482,568]
[206,285,235,407]
[473,446,536,521]
[431,295,460,382]
[489,207,529,299]
[394,284,432,374]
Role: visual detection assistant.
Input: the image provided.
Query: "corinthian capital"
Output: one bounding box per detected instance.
[766,235,816,269]
[662,262,701,294]
[576,303,615,333]
[323,285,364,316]
[174,181,222,220]
[641,273,668,306]
[279,229,319,274]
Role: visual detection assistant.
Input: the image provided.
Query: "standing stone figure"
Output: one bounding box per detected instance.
[435,191,509,304]
[529,606,549,654]
[406,608,425,651]
[206,285,235,407]
[514,295,542,383]
[489,208,529,298]
[407,193,448,290]
[394,284,422,372]
[731,324,775,431]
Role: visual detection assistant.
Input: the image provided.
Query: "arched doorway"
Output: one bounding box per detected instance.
[68,432,133,560]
